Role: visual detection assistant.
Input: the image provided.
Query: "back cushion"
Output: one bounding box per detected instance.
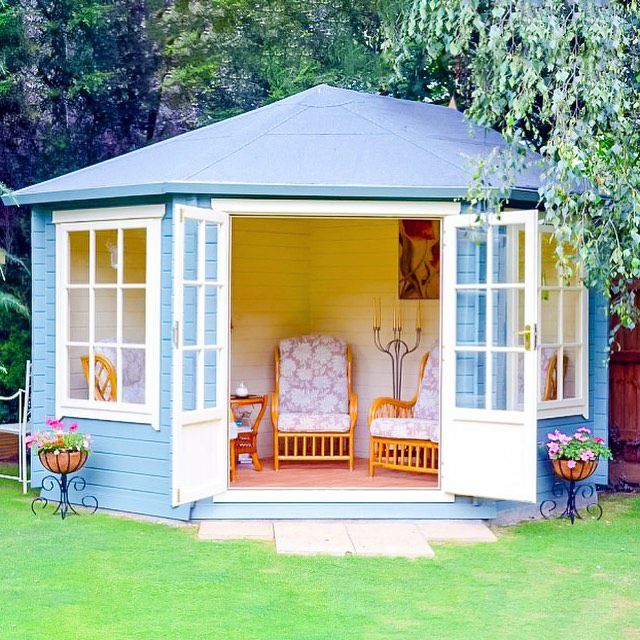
[414,344,440,421]
[278,335,349,414]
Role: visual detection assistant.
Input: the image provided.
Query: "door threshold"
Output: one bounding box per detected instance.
[214,489,455,503]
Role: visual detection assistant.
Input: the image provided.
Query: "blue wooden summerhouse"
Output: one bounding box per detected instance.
[4,85,608,521]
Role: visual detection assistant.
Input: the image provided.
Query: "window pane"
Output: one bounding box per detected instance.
[205,223,218,281]
[455,351,486,409]
[456,227,487,284]
[492,288,524,347]
[93,349,117,402]
[121,348,145,404]
[123,289,146,343]
[95,229,118,283]
[184,218,199,280]
[204,350,217,408]
[559,244,580,287]
[540,232,558,286]
[204,286,217,345]
[492,352,524,411]
[563,290,581,343]
[540,289,559,344]
[564,347,578,399]
[68,289,89,342]
[492,225,524,284]
[540,347,559,401]
[95,289,117,343]
[69,346,89,400]
[69,231,89,284]
[183,351,198,411]
[183,285,198,346]
[456,290,486,345]
[123,228,146,284]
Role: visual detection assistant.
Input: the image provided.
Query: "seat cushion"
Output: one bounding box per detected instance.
[414,343,440,420]
[278,413,351,433]
[370,418,439,442]
[279,335,349,413]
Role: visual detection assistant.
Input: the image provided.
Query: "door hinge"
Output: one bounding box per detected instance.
[173,321,180,348]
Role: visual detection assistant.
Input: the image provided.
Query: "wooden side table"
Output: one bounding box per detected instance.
[230,394,268,480]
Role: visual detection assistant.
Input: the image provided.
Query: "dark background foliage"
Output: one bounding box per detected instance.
[0,0,449,407]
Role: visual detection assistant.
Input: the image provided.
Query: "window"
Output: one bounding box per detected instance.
[538,230,588,417]
[454,221,526,412]
[55,212,161,428]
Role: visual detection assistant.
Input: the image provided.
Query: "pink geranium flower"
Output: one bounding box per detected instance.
[567,460,577,469]
[69,423,78,432]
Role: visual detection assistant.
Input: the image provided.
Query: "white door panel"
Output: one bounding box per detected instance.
[441,211,539,503]
[172,204,229,506]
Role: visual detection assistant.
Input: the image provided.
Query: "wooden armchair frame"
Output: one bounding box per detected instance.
[81,354,117,402]
[271,344,357,471]
[542,353,569,401]
[368,351,439,477]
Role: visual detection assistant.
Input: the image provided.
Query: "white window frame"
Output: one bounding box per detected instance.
[54,206,163,429]
[537,227,589,419]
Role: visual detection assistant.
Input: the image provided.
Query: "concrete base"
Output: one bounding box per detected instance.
[198,519,496,557]
[198,520,274,540]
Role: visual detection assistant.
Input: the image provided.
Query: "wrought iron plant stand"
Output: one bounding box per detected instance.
[539,459,602,524]
[31,451,98,520]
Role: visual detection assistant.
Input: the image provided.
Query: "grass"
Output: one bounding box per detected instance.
[1,480,639,640]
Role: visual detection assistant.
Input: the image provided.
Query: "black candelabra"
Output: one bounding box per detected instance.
[372,298,422,400]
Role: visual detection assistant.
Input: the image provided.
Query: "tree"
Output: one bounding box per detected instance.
[160,0,391,123]
[393,0,640,334]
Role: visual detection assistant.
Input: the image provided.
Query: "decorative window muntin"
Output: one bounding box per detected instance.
[56,216,161,428]
[538,230,588,417]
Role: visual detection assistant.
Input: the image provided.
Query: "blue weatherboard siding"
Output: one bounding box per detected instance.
[496,289,610,514]
[190,498,497,520]
[29,197,610,521]
[30,202,191,520]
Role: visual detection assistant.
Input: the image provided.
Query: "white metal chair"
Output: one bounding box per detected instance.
[0,361,31,493]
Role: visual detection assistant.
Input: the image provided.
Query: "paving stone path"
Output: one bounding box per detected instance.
[198,519,497,557]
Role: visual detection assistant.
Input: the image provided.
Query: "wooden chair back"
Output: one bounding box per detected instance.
[542,353,569,401]
[274,343,353,405]
[81,354,117,402]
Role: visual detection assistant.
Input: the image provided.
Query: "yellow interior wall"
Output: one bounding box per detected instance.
[231,217,440,459]
[230,218,312,455]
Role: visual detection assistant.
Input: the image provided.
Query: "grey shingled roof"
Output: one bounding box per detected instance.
[4,84,541,206]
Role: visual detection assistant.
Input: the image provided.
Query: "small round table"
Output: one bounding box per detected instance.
[230,394,268,481]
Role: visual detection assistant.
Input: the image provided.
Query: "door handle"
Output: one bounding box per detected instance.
[517,324,535,351]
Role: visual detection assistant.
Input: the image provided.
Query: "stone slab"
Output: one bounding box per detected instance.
[416,519,497,543]
[346,522,435,558]
[274,521,355,556]
[198,520,274,541]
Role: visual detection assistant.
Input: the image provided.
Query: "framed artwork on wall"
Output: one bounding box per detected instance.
[399,219,440,300]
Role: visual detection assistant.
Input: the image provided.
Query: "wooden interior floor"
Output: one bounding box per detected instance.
[231,457,439,489]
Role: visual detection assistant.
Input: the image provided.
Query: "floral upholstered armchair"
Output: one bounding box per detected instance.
[368,345,440,477]
[271,335,358,470]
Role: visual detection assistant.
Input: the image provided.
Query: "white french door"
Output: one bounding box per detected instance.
[172,204,229,506]
[441,211,539,503]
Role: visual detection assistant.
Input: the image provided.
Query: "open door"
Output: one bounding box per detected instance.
[172,204,229,505]
[441,211,539,503]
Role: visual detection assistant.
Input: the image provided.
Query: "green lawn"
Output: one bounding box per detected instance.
[1,479,639,640]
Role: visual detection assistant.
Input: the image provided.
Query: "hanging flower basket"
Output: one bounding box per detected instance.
[543,427,612,482]
[38,450,88,475]
[552,458,598,482]
[26,418,92,475]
